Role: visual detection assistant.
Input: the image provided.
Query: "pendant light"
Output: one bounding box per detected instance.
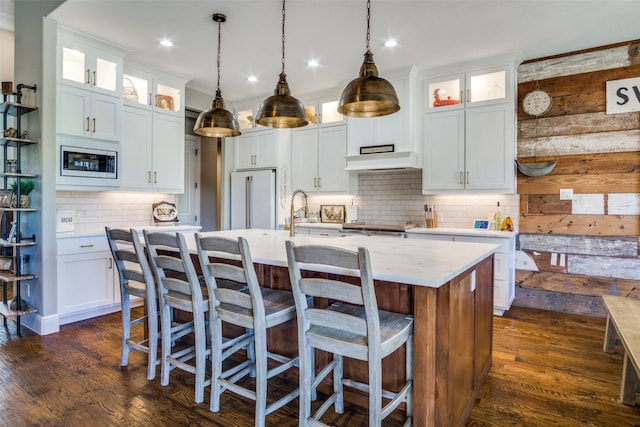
[338,0,400,118]
[255,0,308,128]
[194,13,241,138]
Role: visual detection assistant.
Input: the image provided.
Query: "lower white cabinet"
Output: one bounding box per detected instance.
[406,230,515,315]
[57,235,120,325]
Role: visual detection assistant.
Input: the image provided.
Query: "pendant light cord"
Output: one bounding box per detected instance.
[365,0,371,53]
[216,18,222,92]
[281,0,286,74]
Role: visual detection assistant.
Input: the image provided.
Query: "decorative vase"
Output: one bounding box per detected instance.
[11,194,30,208]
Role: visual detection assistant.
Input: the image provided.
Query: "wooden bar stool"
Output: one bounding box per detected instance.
[143,230,209,403]
[195,234,300,427]
[285,241,414,427]
[105,227,160,381]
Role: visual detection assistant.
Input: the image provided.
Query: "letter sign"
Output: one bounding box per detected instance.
[606,77,640,114]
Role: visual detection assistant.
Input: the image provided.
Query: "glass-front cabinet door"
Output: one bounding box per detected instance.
[426,75,463,111]
[425,66,509,111]
[467,69,507,105]
[59,36,122,96]
[122,66,183,114]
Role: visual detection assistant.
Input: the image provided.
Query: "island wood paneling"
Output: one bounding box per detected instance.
[515,40,640,316]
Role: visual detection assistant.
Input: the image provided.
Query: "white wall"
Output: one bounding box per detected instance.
[0,27,14,83]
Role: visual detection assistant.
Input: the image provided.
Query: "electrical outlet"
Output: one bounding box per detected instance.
[560,188,573,200]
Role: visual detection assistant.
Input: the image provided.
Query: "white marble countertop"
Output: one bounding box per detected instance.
[406,227,516,239]
[182,229,499,288]
[56,224,202,239]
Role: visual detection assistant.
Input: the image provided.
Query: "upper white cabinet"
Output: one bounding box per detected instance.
[422,61,516,194]
[346,66,419,170]
[58,27,124,96]
[291,92,347,193]
[234,128,279,170]
[119,62,188,193]
[57,27,126,142]
[291,124,347,193]
[123,62,185,115]
[121,104,185,193]
[424,65,510,112]
[57,84,121,141]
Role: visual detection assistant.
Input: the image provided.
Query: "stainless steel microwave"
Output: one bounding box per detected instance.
[59,144,120,187]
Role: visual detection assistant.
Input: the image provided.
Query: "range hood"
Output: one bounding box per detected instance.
[345,151,420,171]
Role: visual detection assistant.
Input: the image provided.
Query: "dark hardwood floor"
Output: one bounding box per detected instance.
[1,306,639,426]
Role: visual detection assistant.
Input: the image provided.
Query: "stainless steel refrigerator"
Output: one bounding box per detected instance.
[230,169,277,230]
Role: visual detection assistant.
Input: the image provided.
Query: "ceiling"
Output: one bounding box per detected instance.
[6,1,640,105]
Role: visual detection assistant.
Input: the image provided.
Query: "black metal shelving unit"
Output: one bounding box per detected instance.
[0,84,38,335]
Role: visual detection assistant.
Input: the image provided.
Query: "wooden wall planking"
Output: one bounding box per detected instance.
[515,40,640,317]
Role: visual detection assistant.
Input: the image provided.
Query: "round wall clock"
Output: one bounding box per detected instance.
[522,89,552,116]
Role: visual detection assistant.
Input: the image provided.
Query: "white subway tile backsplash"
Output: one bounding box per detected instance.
[56,191,177,232]
[306,169,519,231]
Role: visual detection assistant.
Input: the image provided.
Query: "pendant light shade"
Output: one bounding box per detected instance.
[194,13,241,138]
[255,0,308,128]
[338,0,400,118]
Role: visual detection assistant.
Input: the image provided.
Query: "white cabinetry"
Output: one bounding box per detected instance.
[57,84,120,141]
[346,66,419,170]
[120,62,188,193]
[121,105,184,192]
[57,235,119,325]
[406,230,515,315]
[422,63,515,194]
[291,124,347,193]
[234,128,278,170]
[57,28,125,142]
[123,62,185,114]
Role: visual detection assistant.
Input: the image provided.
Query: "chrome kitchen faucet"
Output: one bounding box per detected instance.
[289,189,308,237]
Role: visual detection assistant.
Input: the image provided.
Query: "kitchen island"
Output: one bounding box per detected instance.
[182,229,498,426]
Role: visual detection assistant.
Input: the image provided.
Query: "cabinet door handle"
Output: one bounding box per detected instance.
[93,70,97,86]
[86,117,90,132]
[313,177,317,188]
[317,177,321,188]
[148,93,152,106]
[86,69,91,85]
[466,171,470,184]
[80,244,94,248]
[148,171,151,183]
[467,89,471,103]
[108,258,113,269]
[92,117,96,133]
[459,171,463,184]
[154,171,157,184]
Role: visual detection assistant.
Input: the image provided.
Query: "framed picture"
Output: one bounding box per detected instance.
[473,219,489,230]
[0,189,11,208]
[156,94,174,111]
[320,205,345,224]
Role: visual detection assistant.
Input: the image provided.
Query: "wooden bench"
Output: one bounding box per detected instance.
[602,295,640,406]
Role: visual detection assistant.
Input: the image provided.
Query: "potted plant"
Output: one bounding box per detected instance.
[9,179,34,208]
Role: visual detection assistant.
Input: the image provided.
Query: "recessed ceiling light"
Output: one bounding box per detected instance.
[307,59,319,67]
[247,75,258,83]
[160,39,173,47]
[384,39,398,47]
